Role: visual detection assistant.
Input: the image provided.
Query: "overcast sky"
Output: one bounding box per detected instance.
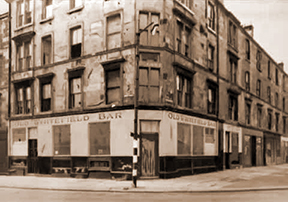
[0,0,287,72]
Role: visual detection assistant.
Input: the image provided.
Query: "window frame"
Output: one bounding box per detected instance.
[275,92,279,108]
[207,82,217,115]
[228,94,238,121]
[256,79,261,97]
[283,116,286,134]
[229,57,237,84]
[176,71,192,108]
[267,86,271,104]
[257,106,262,128]
[106,13,122,50]
[245,71,250,91]
[41,35,52,66]
[208,45,214,71]
[245,39,250,60]
[268,110,272,130]
[16,39,32,72]
[68,69,84,110]
[17,0,32,27]
[283,97,286,112]
[70,0,83,10]
[207,1,215,30]
[39,75,53,112]
[139,11,160,47]
[275,68,279,86]
[70,26,82,59]
[228,20,237,49]
[42,0,53,19]
[89,122,110,155]
[268,60,271,79]
[175,20,191,57]
[14,80,33,115]
[105,64,122,105]
[53,125,71,156]
[275,113,279,132]
[256,50,262,72]
[245,101,251,125]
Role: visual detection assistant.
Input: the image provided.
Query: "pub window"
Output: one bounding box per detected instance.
[267,86,271,104]
[40,76,53,112]
[228,94,238,121]
[177,123,191,155]
[207,2,215,30]
[105,65,121,104]
[193,125,204,155]
[17,0,32,27]
[268,110,272,130]
[70,0,82,10]
[53,125,70,155]
[256,79,261,97]
[107,13,121,50]
[207,45,214,71]
[70,26,82,59]
[245,102,251,125]
[207,84,217,115]
[245,71,250,91]
[16,40,32,72]
[139,11,160,46]
[68,70,83,109]
[177,73,192,108]
[245,39,250,60]
[89,122,110,155]
[14,80,32,115]
[42,0,53,19]
[42,35,52,65]
[139,67,160,103]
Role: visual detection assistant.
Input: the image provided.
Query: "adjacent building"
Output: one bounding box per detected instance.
[5,0,288,178]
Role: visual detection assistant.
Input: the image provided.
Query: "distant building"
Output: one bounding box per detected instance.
[5,0,288,178]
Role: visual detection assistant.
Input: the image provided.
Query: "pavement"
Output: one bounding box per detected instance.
[1,164,288,193]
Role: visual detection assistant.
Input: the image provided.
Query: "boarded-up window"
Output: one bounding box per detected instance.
[42,35,52,65]
[139,67,160,103]
[89,122,110,155]
[106,67,120,104]
[53,125,70,155]
[107,14,121,50]
[177,123,191,155]
[12,128,26,143]
[193,125,204,155]
[205,128,215,143]
[139,12,159,46]
[140,121,159,133]
[42,0,53,19]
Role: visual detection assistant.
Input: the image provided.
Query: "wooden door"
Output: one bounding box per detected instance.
[243,135,252,167]
[140,133,158,177]
[230,133,239,164]
[28,139,38,173]
[0,139,7,172]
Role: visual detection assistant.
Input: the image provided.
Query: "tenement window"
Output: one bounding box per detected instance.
[228,21,237,49]
[257,106,262,128]
[68,69,83,109]
[275,92,279,108]
[107,13,121,50]
[139,11,160,46]
[39,76,53,112]
[208,45,214,71]
[139,67,160,103]
[17,0,32,27]
[42,35,52,65]
[207,2,215,30]
[275,68,279,86]
[245,39,250,60]
[175,20,191,57]
[179,0,193,9]
[276,113,279,132]
[245,71,250,91]
[256,50,262,71]
[70,26,82,59]
[14,80,32,115]
[256,79,261,97]
[228,94,238,121]
[268,110,272,130]
[268,60,271,79]
[207,83,217,115]
[70,0,82,10]
[42,0,53,19]
[284,116,286,134]
[16,40,32,71]
[245,101,251,125]
[283,97,286,111]
[229,57,237,84]
[105,65,121,104]
[267,86,271,104]
[177,73,192,108]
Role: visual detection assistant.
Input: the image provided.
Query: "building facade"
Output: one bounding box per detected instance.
[6,0,288,178]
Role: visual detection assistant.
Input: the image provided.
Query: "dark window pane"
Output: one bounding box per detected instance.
[71,44,81,59]
[53,125,70,155]
[89,122,110,155]
[107,88,120,104]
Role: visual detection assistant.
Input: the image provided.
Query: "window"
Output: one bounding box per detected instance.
[16,40,32,71]
[17,0,32,27]
[139,67,160,103]
[42,0,53,19]
[177,123,191,155]
[228,21,237,48]
[268,110,272,130]
[268,60,271,79]
[105,66,121,104]
[284,117,286,134]
[245,39,250,60]
[40,76,53,112]
[42,35,52,65]
[179,0,193,9]
[229,57,237,84]
[276,113,279,132]
[275,92,279,108]
[53,125,70,155]
[107,14,121,50]
[267,86,271,104]
[245,102,251,125]
[175,20,191,56]
[70,0,82,9]
[176,73,192,108]
[283,97,286,111]
[207,84,217,114]
[275,68,279,86]
[208,45,214,71]
[256,79,261,97]
[283,75,286,92]
[15,80,32,114]
[70,27,82,59]
[68,70,83,109]
[207,2,215,30]
[257,106,262,128]
[139,12,160,46]
[228,94,238,121]
[89,122,110,155]
[245,71,250,91]
[256,50,262,71]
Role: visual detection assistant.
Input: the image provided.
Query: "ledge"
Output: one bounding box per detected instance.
[67,5,84,14]
[14,23,33,32]
[40,16,54,24]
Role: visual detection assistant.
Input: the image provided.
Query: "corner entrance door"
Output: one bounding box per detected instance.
[28,139,38,173]
[251,136,257,166]
[140,133,159,177]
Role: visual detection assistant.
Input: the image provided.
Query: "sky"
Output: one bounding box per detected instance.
[0,0,287,72]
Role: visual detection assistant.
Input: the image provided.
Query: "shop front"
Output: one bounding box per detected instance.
[242,128,263,167]
[223,124,242,169]
[264,132,281,165]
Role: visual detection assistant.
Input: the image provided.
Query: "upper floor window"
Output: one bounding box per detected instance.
[284,116,286,134]
[16,40,32,72]
[139,12,160,46]
[283,97,286,112]
[275,92,279,108]
[229,57,237,84]
[268,110,272,130]
[256,50,262,71]
[179,0,193,9]
[228,21,237,49]
[283,75,286,92]
[70,0,82,10]
[228,94,238,121]
[175,20,191,57]
[207,45,214,71]
[256,79,261,97]
[245,71,250,91]
[42,35,52,65]
[275,68,279,86]
[70,26,82,59]
[268,60,271,79]
[245,39,250,60]
[17,0,32,27]
[275,113,279,132]
[139,67,160,104]
[68,69,83,109]
[207,2,215,30]
[207,83,217,115]
[105,65,121,104]
[267,86,271,104]
[107,13,121,50]
[177,73,192,108]
[42,0,53,19]
[257,106,262,128]
[40,76,53,112]
[245,101,251,125]
[15,80,32,114]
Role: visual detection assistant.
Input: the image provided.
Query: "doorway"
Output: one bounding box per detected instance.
[28,139,38,173]
[251,136,256,166]
[140,133,159,177]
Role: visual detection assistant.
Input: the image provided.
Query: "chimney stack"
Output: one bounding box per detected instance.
[244,25,254,38]
[278,62,284,70]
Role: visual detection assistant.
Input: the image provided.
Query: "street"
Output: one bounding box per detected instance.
[1,188,288,202]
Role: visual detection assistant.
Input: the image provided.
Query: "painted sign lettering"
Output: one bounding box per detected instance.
[167,112,216,127]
